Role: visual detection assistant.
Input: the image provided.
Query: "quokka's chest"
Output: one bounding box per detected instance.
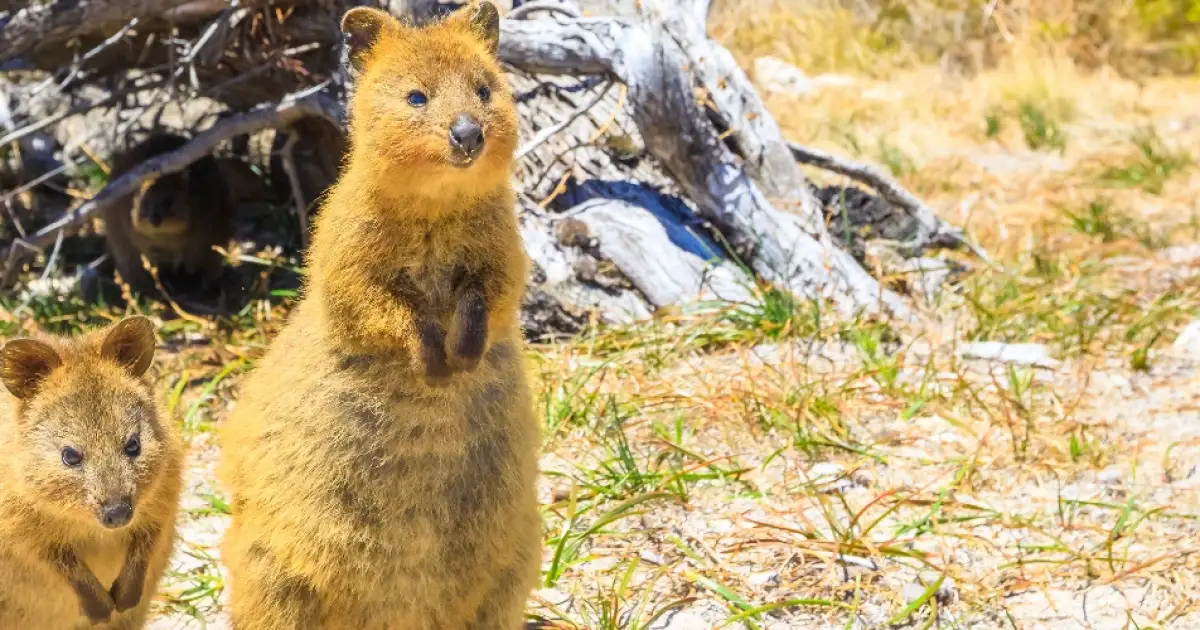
[389,246,472,312]
[79,538,129,588]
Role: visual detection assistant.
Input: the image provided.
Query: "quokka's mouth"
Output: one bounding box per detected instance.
[133,221,190,237]
[448,150,478,169]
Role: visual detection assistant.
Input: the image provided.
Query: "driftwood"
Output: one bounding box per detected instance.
[0,0,980,333]
[500,3,912,320]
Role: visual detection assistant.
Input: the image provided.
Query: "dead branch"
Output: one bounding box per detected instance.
[53,18,142,91]
[515,79,612,160]
[0,0,215,65]
[0,87,342,287]
[787,142,987,259]
[507,1,581,20]
[280,129,310,248]
[500,8,910,318]
[12,231,64,315]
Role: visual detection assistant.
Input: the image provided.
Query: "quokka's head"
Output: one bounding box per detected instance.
[340,2,518,200]
[1,316,173,531]
[131,172,194,238]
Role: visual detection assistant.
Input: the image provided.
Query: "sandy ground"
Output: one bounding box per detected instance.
[142,46,1200,630]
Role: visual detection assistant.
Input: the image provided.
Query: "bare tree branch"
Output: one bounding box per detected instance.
[0,0,207,64]
[54,17,142,90]
[788,142,992,262]
[280,129,310,248]
[499,16,619,75]
[507,0,581,20]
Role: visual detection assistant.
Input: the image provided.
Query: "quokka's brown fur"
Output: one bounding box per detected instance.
[217,3,540,629]
[101,133,236,298]
[0,317,184,629]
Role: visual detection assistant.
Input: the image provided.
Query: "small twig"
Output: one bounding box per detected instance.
[78,143,110,175]
[0,89,343,289]
[12,229,65,315]
[0,239,40,291]
[586,83,627,143]
[526,83,628,192]
[59,18,141,90]
[787,141,994,264]
[14,18,139,117]
[516,79,613,160]
[3,197,28,239]
[507,0,582,20]
[205,43,321,99]
[187,4,234,63]
[140,254,211,327]
[187,3,250,69]
[540,170,572,208]
[0,157,85,206]
[280,129,310,248]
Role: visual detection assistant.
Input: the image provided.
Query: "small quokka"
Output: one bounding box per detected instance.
[0,316,184,629]
[101,133,236,300]
[218,3,541,629]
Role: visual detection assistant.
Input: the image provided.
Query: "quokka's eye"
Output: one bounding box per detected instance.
[407,90,428,107]
[124,434,141,458]
[477,85,491,103]
[61,447,83,468]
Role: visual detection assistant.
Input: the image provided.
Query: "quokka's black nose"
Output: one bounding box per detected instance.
[449,114,484,160]
[101,500,133,528]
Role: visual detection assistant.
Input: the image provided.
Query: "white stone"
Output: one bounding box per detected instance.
[747,570,780,586]
[1171,320,1200,360]
[1097,466,1123,484]
[753,56,815,97]
[1163,244,1200,266]
[958,342,1061,369]
[902,582,928,603]
[648,603,748,630]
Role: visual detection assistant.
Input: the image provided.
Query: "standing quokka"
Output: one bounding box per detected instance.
[0,316,184,629]
[101,134,236,301]
[218,3,541,629]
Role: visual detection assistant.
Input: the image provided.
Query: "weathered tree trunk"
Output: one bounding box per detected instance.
[499,1,910,319]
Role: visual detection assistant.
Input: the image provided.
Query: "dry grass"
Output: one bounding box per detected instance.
[710,0,1200,77]
[4,4,1200,629]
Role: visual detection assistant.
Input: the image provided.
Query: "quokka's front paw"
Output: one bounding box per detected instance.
[79,590,115,624]
[110,572,144,612]
[416,319,454,388]
[447,289,488,374]
[447,339,485,374]
[422,361,454,388]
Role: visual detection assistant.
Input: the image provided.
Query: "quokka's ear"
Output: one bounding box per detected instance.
[1,339,62,400]
[100,316,156,378]
[341,7,399,72]
[468,1,500,55]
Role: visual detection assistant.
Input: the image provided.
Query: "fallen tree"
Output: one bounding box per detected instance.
[0,0,981,334]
